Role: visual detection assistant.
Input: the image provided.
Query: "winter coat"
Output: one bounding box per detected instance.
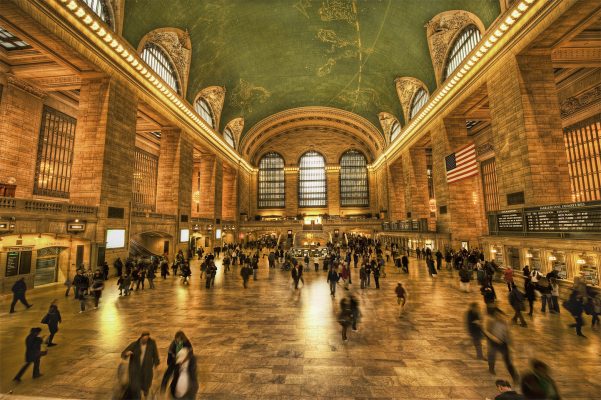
[121,338,160,393]
[42,307,62,333]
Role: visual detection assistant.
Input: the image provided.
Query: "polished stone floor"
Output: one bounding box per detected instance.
[0,255,599,399]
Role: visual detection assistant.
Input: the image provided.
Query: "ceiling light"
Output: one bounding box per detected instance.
[66,1,78,10]
[75,7,86,18]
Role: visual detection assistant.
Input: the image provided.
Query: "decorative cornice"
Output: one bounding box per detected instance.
[476,142,494,157]
[425,10,485,85]
[7,75,46,98]
[197,86,226,129]
[560,85,601,118]
[394,77,428,122]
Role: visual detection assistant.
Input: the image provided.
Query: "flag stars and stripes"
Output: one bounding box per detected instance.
[445,143,478,183]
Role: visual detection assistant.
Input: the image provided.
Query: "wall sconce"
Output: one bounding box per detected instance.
[576,259,586,265]
[526,253,533,258]
[491,249,497,253]
[548,256,557,261]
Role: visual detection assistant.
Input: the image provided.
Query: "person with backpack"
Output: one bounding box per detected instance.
[327,266,340,297]
[509,283,527,327]
[41,302,61,346]
[395,282,408,316]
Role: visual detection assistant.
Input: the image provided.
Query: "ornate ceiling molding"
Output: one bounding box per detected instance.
[137,28,192,97]
[377,112,398,143]
[7,75,46,99]
[225,117,244,148]
[560,85,601,119]
[241,106,385,162]
[394,77,428,123]
[197,86,226,129]
[425,10,485,85]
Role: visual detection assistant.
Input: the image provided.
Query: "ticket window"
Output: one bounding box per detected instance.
[526,249,542,274]
[491,245,504,267]
[507,247,521,270]
[576,254,599,287]
[548,251,568,281]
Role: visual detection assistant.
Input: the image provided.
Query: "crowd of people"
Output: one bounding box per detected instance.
[6,233,600,400]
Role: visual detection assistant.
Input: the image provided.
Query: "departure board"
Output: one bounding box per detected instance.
[525,202,601,232]
[496,210,524,231]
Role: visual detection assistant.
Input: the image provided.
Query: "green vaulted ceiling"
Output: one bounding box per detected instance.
[123,0,500,136]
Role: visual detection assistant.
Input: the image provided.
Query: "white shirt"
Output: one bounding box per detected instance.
[140,343,147,364]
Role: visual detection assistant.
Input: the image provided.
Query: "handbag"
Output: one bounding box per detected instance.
[41,314,49,324]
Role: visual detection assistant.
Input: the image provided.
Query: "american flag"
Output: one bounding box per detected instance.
[445,143,478,183]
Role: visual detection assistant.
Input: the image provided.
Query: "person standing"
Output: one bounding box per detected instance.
[427,256,437,278]
[252,257,259,281]
[304,254,310,272]
[536,277,553,313]
[550,278,560,314]
[466,303,485,360]
[241,262,252,288]
[395,282,408,316]
[91,273,105,309]
[525,279,536,317]
[147,264,156,289]
[327,267,340,297]
[9,277,32,313]
[102,261,109,280]
[483,308,520,383]
[503,268,514,291]
[121,332,160,399]
[509,283,527,327]
[73,269,89,301]
[338,297,352,341]
[435,250,443,271]
[41,301,62,346]
[401,254,409,273]
[359,264,367,289]
[161,331,193,393]
[114,257,123,277]
[291,264,300,290]
[373,264,381,289]
[13,327,46,382]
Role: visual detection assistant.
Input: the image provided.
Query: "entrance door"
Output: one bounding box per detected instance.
[76,245,84,268]
[163,240,170,255]
[34,247,62,286]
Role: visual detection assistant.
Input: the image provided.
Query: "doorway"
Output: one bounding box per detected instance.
[34,247,63,286]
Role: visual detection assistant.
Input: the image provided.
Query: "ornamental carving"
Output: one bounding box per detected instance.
[141,29,192,96]
[7,76,46,99]
[394,77,427,122]
[476,142,494,157]
[377,112,398,142]
[425,10,484,85]
[225,117,245,147]
[198,86,226,129]
[560,85,601,118]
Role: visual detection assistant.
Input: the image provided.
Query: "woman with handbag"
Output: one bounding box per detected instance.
[41,301,62,346]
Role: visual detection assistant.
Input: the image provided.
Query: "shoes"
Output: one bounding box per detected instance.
[520,324,528,327]
[577,333,587,338]
[47,343,57,347]
[9,310,15,314]
[33,374,42,379]
[79,311,84,314]
[27,305,33,309]
[13,378,21,383]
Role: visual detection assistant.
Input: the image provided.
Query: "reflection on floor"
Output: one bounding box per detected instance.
[0,256,599,399]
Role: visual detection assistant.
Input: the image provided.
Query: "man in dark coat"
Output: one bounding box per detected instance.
[114,257,123,277]
[13,327,45,381]
[121,332,160,399]
[9,277,32,313]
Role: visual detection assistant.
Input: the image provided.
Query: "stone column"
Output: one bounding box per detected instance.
[386,158,406,220]
[197,154,222,221]
[327,167,340,216]
[70,77,137,267]
[0,76,45,197]
[156,128,193,218]
[221,164,238,222]
[487,51,571,207]
[284,168,298,217]
[431,118,487,248]
[401,147,430,221]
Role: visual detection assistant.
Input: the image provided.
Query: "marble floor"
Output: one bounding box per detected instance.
[0,255,599,400]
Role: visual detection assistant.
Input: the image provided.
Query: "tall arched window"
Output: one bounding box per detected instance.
[83,0,112,27]
[194,98,215,129]
[340,150,368,207]
[224,128,235,148]
[258,152,285,208]
[390,120,401,142]
[443,25,481,80]
[409,88,429,120]
[298,151,326,207]
[141,43,180,94]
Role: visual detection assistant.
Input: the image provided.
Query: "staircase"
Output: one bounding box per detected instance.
[129,240,159,258]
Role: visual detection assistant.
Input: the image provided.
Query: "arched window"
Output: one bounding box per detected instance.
[258,152,285,208]
[141,43,180,94]
[390,120,401,142]
[224,128,235,148]
[443,25,481,80]
[409,88,429,120]
[194,98,215,129]
[82,0,112,27]
[298,151,326,207]
[340,150,368,207]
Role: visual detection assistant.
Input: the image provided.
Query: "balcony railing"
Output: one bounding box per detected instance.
[0,196,97,216]
[382,219,431,233]
[131,211,176,221]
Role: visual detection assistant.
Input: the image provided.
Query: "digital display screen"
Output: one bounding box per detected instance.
[180,229,189,243]
[106,229,126,249]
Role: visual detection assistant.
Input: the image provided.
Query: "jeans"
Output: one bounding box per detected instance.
[552,296,560,313]
[329,282,337,296]
[541,294,552,312]
[253,270,258,280]
[487,341,519,382]
[471,335,483,359]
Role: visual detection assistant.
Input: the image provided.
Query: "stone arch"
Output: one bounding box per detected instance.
[137,28,192,97]
[394,77,429,124]
[224,117,244,149]
[425,10,486,86]
[378,112,401,145]
[194,86,226,130]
